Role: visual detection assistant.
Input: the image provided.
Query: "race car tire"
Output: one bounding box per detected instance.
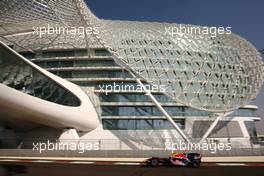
[150,159,159,167]
[192,160,201,168]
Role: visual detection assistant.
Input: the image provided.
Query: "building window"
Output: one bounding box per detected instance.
[95,49,112,56]
[101,106,211,117]
[40,50,88,58]
[20,52,36,59]
[229,108,256,117]
[244,121,258,143]
[74,60,117,67]
[102,119,185,130]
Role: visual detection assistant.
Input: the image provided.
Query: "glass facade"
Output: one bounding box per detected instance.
[229,108,257,117]
[244,121,258,144]
[19,48,259,131]
[21,49,112,59]
[100,93,174,103]
[41,50,88,58]
[244,121,258,137]
[0,45,81,107]
[48,71,131,79]
[101,106,212,117]
[102,119,185,130]
[72,71,131,79]
[95,49,112,56]
[35,60,118,69]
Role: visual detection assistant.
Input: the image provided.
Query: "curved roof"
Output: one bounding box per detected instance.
[0,0,263,113]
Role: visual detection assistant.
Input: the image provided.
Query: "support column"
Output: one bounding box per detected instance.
[199,112,232,143]
[129,71,190,143]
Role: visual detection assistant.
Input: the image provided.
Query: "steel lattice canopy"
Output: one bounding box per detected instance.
[0,0,263,113]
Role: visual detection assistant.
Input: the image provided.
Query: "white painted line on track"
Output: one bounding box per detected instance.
[31,160,55,163]
[0,160,20,162]
[114,162,141,165]
[70,161,95,165]
[216,163,247,166]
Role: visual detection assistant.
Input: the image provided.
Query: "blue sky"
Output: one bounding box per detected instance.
[86,0,263,50]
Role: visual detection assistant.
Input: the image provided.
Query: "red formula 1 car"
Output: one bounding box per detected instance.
[144,153,202,168]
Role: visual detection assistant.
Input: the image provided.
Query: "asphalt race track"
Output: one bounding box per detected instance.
[0,163,264,176]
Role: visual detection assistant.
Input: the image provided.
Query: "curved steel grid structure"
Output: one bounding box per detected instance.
[0,0,263,113]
